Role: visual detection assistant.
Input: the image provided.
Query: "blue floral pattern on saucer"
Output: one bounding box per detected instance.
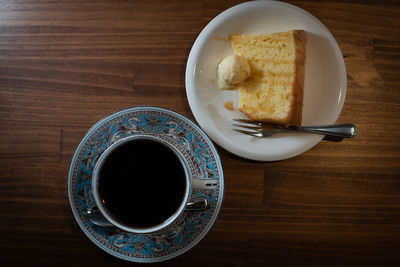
[68,107,224,262]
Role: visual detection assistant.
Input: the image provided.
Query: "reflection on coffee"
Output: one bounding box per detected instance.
[98,139,186,228]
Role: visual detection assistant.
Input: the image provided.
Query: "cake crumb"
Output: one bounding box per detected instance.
[224,101,235,111]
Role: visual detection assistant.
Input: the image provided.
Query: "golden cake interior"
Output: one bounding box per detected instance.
[229,30,306,126]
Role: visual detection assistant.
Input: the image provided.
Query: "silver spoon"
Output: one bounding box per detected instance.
[86,198,210,227]
[86,207,113,227]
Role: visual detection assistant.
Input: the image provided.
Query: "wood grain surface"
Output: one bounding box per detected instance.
[1,0,399,266]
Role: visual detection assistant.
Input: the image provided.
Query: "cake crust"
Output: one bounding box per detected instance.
[288,30,306,126]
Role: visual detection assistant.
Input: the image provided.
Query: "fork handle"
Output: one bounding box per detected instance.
[294,124,357,138]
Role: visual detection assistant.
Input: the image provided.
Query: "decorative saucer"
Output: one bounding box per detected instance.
[68,106,224,262]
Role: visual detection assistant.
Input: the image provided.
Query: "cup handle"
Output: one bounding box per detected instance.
[191,179,218,190]
[186,197,209,210]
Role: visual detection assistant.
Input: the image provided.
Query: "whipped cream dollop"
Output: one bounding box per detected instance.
[217,55,250,89]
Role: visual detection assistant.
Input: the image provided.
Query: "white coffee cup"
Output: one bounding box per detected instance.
[91,135,216,233]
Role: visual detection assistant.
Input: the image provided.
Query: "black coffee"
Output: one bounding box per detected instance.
[98,139,186,228]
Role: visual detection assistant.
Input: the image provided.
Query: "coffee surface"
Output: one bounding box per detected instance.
[98,139,186,228]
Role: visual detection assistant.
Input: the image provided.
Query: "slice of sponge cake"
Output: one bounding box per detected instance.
[229,30,306,126]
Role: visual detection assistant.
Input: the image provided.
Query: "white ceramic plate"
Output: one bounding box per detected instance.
[185,0,347,161]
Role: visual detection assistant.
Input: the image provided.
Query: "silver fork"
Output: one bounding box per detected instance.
[233,119,357,139]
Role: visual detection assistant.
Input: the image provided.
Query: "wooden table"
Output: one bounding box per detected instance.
[1,1,399,266]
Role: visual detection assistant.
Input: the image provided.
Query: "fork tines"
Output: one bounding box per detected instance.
[232,128,263,137]
[232,123,260,130]
[233,119,284,129]
[232,119,264,137]
[232,119,284,137]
